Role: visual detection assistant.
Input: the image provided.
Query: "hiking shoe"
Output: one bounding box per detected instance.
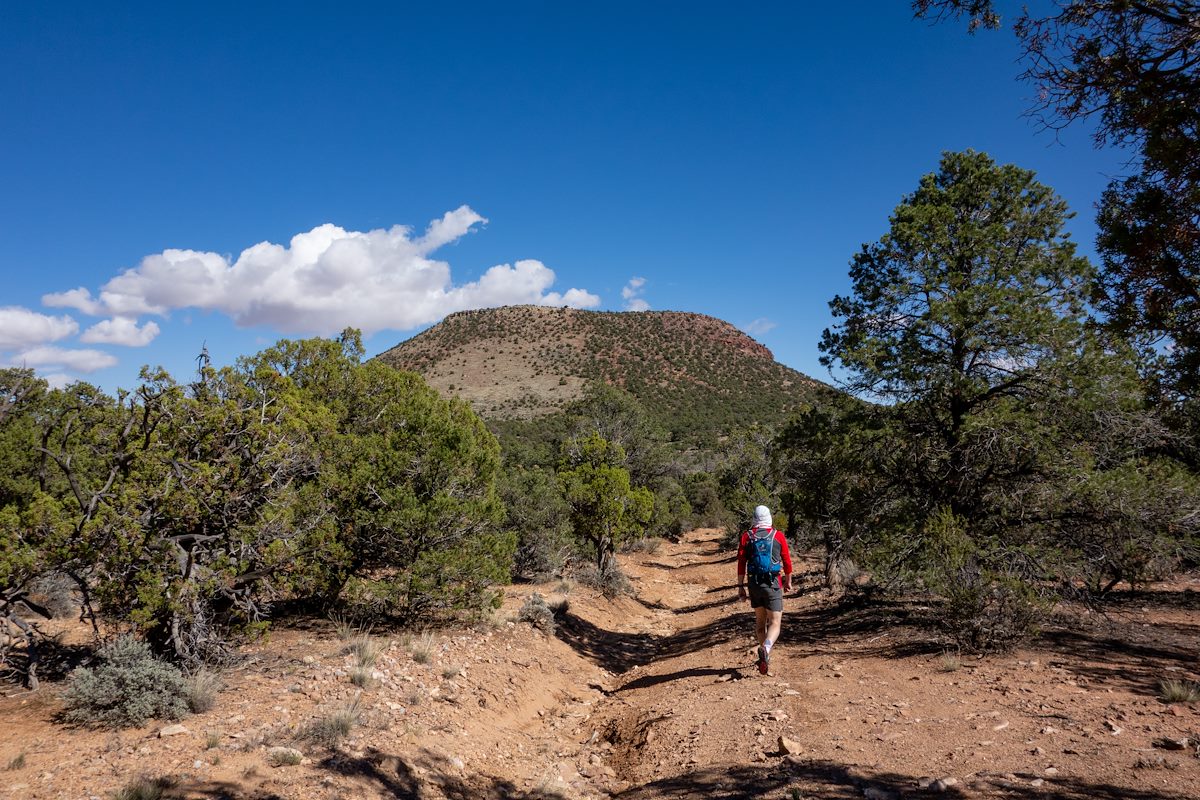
[757,645,769,675]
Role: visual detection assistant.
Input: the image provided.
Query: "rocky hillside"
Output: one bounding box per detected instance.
[375,306,830,441]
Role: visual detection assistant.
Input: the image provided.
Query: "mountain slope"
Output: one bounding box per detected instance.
[374,305,830,441]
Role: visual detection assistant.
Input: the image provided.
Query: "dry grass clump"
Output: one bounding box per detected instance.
[112,776,176,800]
[265,747,303,767]
[937,652,961,673]
[346,633,385,668]
[409,631,436,665]
[184,669,221,713]
[349,666,377,689]
[6,753,25,771]
[300,697,362,748]
[1159,678,1200,704]
[329,612,358,641]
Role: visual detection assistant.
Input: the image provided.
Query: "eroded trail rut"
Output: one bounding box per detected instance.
[571,528,819,799]
[545,529,1200,800]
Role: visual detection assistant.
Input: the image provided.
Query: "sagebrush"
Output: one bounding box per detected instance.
[61,636,188,728]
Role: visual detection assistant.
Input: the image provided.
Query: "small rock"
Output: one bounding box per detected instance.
[450,757,465,770]
[932,777,960,792]
[1041,726,1058,735]
[1044,767,1059,776]
[993,721,1010,731]
[1153,737,1189,750]
[1031,778,1045,787]
[778,736,803,755]
[158,724,189,737]
[863,786,898,800]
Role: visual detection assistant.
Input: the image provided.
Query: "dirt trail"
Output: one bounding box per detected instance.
[575,528,1200,800]
[1,527,1197,800]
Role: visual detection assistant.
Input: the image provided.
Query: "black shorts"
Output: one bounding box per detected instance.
[747,576,783,612]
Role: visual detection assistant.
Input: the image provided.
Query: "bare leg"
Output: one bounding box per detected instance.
[765,610,782,649]
[754,607,769,646]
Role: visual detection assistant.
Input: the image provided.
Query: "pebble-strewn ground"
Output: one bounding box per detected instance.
[2,529,1197,799]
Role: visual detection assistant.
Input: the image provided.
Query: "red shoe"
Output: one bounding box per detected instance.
[757,645,769,674]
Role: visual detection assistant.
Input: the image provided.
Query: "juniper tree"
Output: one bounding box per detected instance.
[915,0,1200,418]
[557,433,653,572]
[816,150,1197,636]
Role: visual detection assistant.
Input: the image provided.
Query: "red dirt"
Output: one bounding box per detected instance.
[2,528,1198,799]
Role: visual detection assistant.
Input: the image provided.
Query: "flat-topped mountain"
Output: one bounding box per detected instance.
[375,306,828,441]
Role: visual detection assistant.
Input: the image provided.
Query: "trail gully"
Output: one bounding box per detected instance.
[562,528,1199,800]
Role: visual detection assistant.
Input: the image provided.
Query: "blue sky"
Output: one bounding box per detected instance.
[1,2,1126,392]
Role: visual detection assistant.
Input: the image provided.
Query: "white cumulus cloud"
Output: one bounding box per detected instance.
[622,277,649,312]
[13,346,118,373]
[742,318,777,337]
[43,206,600,335]
[0,307,79,348]
[80,317,161,346]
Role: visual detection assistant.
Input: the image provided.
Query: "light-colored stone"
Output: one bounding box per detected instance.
[932,777,960,792]
[778,736,803,755]
[266,746,304,767]
[158,724,189,737]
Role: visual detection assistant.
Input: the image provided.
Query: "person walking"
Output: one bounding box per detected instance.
[737,504,793,674]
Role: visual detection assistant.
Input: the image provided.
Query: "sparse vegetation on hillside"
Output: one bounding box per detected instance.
[375,307,830,446]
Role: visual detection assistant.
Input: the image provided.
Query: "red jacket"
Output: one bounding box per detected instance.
[737,526,792,589]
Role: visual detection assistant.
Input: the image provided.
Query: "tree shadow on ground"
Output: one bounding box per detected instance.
[558,592,948,676]
[555,608,753,674]
[163,781,283,800]
[1096,587,1199,612]
[611,757,1198,800]
[616,665,746,692]
[1034,618,1200,697]
[312,746,569,800]
[778,594,945,659]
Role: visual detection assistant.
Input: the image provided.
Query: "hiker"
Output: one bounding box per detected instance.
[737,504,793,674]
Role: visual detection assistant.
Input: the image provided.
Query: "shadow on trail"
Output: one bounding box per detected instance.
[611,757,1198,800]
[558,591,948,675]
[310,746,567,800]
[555,608,753,674]
[616,665,745,692]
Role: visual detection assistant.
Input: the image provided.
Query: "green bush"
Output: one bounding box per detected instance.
[938,569,1046,653]
[61,636,188,728]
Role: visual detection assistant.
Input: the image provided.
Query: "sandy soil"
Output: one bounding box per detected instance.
[2,528,1198,799]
